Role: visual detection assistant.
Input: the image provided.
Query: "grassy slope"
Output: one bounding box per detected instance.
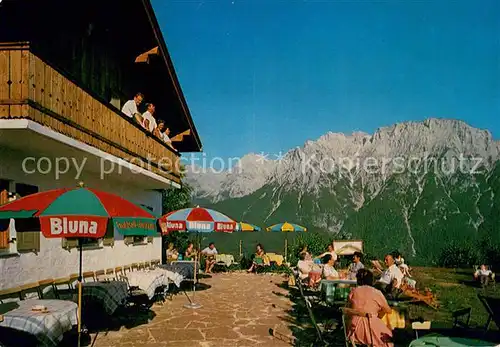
[405,267,499,330]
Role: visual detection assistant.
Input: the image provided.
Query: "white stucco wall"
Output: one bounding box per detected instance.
[0,147,166,290]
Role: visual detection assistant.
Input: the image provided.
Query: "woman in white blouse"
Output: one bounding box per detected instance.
[322,254,339,280]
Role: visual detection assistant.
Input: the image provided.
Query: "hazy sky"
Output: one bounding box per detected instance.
[152,0,500,160]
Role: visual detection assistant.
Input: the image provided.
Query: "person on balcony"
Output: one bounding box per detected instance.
[142,103,157,133]
[121,93,144,125]
[155,120,176,151]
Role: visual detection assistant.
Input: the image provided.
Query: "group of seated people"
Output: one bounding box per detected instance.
[165,241,219,273]
[121,93,176,151]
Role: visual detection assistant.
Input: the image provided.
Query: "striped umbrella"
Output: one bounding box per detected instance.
[0,183,157,346]
[266,222,307,233]
[236,222,261,232]
[159,207,237,233]
[158,207,236,309]
[266,222,307,262]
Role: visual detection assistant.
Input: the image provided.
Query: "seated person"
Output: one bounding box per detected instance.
[375,254,404,295]
[166,242,179,261]
[394,252,411,277]
[299,245,313,261]
[247,244,268,272]
[347,251,365,280]
[201,242,218,273]
[297,253,312,280]
[346,269,394,347]
[184,242,196,260]
[474,265,494,287]
[322,254,339,280]
[319,244,338,262]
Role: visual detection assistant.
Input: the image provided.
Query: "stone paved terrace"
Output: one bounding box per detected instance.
[91,273,295,347]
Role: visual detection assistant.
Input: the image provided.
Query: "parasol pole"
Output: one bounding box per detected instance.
[77,181,84,347]
[239,239,242,258]
[184,232,202,309]
[77,239,83,347]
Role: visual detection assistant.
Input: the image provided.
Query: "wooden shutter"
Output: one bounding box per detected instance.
[103,227,114,247]
[62,238,78,250]
[0,190,9,249]
[147,236,153,244]
[124,236,134,245]
[16,231,40,252]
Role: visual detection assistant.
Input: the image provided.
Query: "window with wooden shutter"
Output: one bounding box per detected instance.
[16,231,41,253]
[103,224,114,247]
[0,188,10,249]
[62,238,79,250]
[147,236,153,244]
[124,236,134,245]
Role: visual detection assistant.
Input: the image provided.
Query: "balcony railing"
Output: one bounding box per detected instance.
[0,42,180,184]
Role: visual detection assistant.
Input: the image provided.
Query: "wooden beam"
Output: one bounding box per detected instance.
[170,129,190,142]
[135,46,159,63]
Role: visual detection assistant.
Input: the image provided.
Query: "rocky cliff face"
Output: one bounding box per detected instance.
[186,118,500,263]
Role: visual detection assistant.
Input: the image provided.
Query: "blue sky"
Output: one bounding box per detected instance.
[152,0,500,160]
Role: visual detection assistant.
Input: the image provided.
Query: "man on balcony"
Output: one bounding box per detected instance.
[121,93,144,125]
[142,103,157,133]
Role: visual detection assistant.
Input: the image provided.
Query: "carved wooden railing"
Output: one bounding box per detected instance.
[0,42,180,183]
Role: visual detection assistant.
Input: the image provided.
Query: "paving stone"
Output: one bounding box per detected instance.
[89,273,293,346]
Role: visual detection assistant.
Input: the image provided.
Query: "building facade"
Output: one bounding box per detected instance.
[0,0,201,289]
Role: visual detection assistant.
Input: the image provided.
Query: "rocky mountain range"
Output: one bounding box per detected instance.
[185,118,500,264]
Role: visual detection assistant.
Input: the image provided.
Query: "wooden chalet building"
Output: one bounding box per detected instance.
[0,0,202,289]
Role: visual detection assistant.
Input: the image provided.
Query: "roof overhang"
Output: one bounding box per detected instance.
[0,119,181,190]
[141,0,203,153]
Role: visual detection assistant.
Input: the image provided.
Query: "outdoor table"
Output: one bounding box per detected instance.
[320,279,357,305]
[215,254,235,267]
[0,299,77,347]
[161,261,197,280]
[149,268,184,287]
[126,271,166,299]
[266,253,284,266]
[409,334,497,346]
[81,280,128,315]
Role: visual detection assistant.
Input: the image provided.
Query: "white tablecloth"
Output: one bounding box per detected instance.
[126,271,166,299]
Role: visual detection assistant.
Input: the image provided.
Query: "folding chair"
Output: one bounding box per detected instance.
[0,287,22,303]
[452,307,471,330]
[295,272,325,345]
[478,294,500,333]
[37,279,54,299]
[19,282,41,300]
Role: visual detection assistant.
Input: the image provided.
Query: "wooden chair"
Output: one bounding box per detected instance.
[82,271,95,282]
[123,265,131,274]
[131,263,139,271]
[52,277,72,299]
[19,282,41,300]
[0,287,22,303]
[37,279,54,299]
[94,270,105,280]
[114,266,123,279]
[341,307,375,347]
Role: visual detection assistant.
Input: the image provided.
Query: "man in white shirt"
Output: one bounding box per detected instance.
[201,242,218,273]
[121,93,144,125]
[142,103,157,133]
[474,265,493,287]
[376,254,404,294]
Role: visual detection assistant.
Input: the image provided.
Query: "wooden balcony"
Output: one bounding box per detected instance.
[0,43,181,185]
